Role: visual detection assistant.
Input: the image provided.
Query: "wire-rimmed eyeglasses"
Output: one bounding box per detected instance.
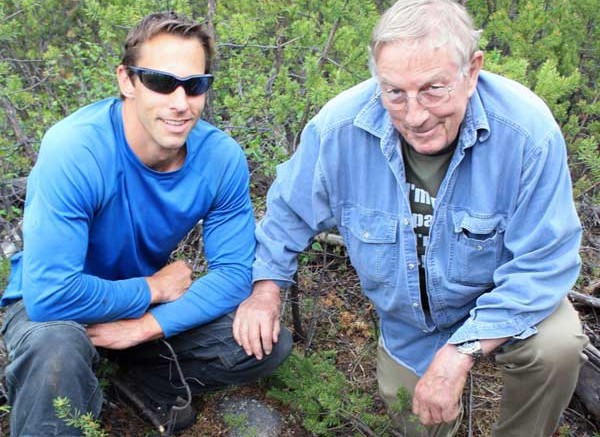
[381,82,457,109]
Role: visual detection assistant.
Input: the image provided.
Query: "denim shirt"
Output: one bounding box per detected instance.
[253,71,582,375]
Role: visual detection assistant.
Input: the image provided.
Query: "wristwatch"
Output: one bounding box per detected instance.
[456,340,484,359]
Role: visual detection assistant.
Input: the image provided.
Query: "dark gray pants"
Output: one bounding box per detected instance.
[1,300,292,437]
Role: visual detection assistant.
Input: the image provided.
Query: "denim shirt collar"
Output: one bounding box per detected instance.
[353,78,491,157]
[460,87,491,149]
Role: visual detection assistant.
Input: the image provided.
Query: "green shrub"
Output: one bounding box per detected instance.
[53,397,108,437]
[267,350,392,436]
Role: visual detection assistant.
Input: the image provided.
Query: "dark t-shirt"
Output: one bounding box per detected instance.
[402,138,456,311]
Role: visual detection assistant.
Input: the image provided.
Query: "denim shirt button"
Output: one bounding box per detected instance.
[403,218,410,226]
[412,302,419,308]
[363,231,370,238]
[476,245,483,251]
[408,262,416,270]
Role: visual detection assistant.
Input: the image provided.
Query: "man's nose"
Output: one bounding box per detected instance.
[168,86,190,111]
[403,97,429,127]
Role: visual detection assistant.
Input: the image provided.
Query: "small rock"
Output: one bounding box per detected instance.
[219,396,282,437]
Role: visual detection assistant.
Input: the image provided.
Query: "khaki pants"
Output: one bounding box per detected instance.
[377,298,589,437]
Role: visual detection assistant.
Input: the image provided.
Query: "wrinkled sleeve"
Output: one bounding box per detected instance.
[150,147,256,337]
[22,128,151,324]
[253,121,336,285]
[449,129,582,344]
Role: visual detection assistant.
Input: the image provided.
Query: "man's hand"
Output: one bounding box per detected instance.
[146,260,192,304]
[232,280,281,360]
[412,338,508,426]
[86,313,163,349]
[412,343,473,426]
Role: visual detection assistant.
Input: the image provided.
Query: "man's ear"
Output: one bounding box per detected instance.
[117,65,136,99]
[466,50,484,97]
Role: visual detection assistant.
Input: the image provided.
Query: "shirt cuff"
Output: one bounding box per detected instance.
[448,317,538,345]
[251,276,294,290]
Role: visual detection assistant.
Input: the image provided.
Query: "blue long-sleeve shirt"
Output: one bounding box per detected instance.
[253,71,582,375]
[1,98,256,338]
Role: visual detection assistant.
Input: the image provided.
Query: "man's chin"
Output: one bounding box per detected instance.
[159,134,190,150]
[406,140,449,156]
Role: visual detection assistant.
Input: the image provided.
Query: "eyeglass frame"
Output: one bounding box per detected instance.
[127,66,214,96]
[379,78,460,109]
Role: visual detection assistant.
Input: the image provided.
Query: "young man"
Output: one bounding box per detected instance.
[233,1,588,436]
[1,12,291,436]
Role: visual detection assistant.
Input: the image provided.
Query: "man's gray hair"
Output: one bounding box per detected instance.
[369,0,481,76]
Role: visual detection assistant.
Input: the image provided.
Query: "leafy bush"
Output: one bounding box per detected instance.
[1,0,598,203]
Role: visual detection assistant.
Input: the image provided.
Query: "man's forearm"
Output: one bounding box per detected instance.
[86,312,164,349]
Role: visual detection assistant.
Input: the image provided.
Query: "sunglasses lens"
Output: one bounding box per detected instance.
[184,76,214,96]
[139,72,178,94]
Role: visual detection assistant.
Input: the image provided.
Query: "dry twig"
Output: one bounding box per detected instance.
[570,290,600,309]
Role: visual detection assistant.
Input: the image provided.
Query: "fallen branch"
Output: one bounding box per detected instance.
[315,232,344,247]
[585,280,600,294]
[111,377,166,434]
[569,290,600,309]
[575,344,600,423]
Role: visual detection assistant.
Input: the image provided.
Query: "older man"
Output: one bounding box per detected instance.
[1,11,291,436]
[233,1,587,436]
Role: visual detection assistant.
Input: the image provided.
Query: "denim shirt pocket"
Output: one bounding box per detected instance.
[447,211,506,286]
[341,205,398,285]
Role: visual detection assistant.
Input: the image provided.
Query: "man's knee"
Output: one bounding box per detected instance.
[5,322,103,436]
[538,333,585,369]
[498,300,588,375]
[7,321,97,380]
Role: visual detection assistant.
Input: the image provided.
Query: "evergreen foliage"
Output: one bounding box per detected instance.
[267,350,392,436]
[53,397,108,437]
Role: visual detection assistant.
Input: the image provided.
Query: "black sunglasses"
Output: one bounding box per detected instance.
[128,66,214,96]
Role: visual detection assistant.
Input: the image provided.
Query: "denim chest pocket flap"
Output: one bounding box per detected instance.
[448,211,506,286]
[341,205,398,284]
[342,206,398,243]
[452,212,505,239]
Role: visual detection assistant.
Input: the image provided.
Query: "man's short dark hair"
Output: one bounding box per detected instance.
[121,11,214,73]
